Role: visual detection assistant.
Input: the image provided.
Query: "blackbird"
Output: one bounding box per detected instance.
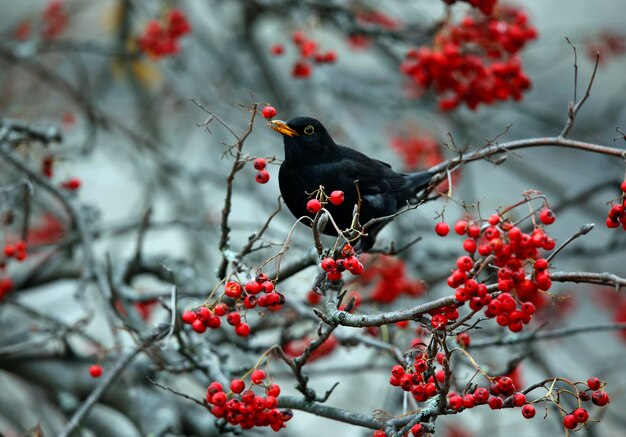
[270,116,434,251]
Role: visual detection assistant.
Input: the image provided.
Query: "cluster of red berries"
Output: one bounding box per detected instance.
[306,189,345,215]
[439,208,556,331]
[388,356,443,404]
[429,303,460,330]
[401,6,537,110]
[348,9,399,51]
[4,241,28,262]
[390,131,443,170]
[182,275,284,336]
[205,373,291,432]
[42,0,68,40]
[283,334,339,363]
[586,31,626,65]
[183,303,252,337]
[320,244,364,282]
[605,181,626,229]
[137,9,191,59]
[89,364,103,378]
[352,255,425,303]
[270,31,337,79]
[253,158,270,184]
[442,0,498,15]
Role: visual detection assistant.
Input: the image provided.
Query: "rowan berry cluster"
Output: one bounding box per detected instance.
[182,275,283,337]
[320,244,364,281]
[42,0,69,40]
[389,131,443,170]
[586,31,626,65]
[605,181,626,229]
[388,356,443,404]
[137,9,191,59]
[253,157,270,184]
[401,6,537,110]
[440,207,556,332]
[283,334,339,362]
[442,0,498,15]
[351,255,425,303]
[306,189,345,215]
[3,241,28,262]
[205,373,292,432]
[269,31,337,79]
[348,9,399,50]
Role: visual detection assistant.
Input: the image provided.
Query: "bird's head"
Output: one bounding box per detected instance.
[270,117,336,163]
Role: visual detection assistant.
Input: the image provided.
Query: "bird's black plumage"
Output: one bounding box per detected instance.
[272,116,434,251]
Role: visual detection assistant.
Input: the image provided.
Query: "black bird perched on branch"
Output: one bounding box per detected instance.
[270,116,435,251]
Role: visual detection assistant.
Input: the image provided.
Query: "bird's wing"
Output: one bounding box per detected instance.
[334,145,408,194]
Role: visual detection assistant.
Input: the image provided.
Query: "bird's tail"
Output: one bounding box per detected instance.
[408,170,436,192]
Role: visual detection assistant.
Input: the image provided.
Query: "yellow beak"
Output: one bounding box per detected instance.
[270,120,298,137]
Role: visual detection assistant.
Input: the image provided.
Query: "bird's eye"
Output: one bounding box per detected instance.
[304,125,315,135]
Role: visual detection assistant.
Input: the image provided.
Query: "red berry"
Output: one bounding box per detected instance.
[521,404,536,419]
[573,407,589,423]
[488,214,500,225]
[207,315,221,329]
[224,281,242,299]
[230,378,245,393]
[329,190,345,205]
[266,383,281,397]
[251,369,266,384]
[435,222,450,237]
[211,391,227,406]
[226,312,241,326]
[463,394,476,408]
[488,396,503,409]
[307,199,322,213]
[320,257,336,272]
[456,332,471,347]
[539,208,555,225]
[181,310,196,324]
[255,170,270,184]
[253,158,267,170]
[587,377,601,390]
[511,392,526,407]
[563,414,577,429]
[89,364,103,378]
[592,390,609,406]
[262,105,277,119]
[373,431,386,437]
[192,319,206,333]
[62,178,81,190]
[410,423,424,437]
[454,220,468,235]
[621,180,626,193]
[270,43,284,56]
[467,224,481,238]
[214,303,228,316]
[448,394,463,410]
[456,256,473,271]
[3,245,16,257]
[245,280,263,295]
[235,322,251,337]
[463,238,477,253]
[431,314,447,330]
[474,387,489,404]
